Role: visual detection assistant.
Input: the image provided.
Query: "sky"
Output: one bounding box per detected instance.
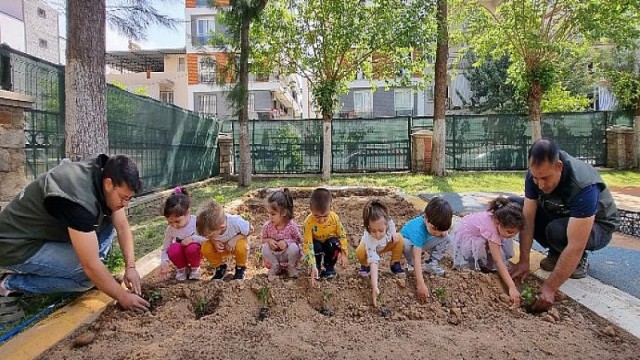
[48,0,186,51]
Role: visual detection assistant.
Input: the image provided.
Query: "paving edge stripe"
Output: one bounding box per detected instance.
[1,187,637,359]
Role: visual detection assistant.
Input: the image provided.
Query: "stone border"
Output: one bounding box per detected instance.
[1,186,637,359]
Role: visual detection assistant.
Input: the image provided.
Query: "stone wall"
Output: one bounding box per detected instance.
[218,134,233,177]
[606,126,635,169]
[0,90,32,205]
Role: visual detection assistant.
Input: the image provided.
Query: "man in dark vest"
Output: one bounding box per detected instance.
[0,154,149,311]
[510,139,619,311]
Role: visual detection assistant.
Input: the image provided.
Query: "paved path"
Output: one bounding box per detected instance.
[420,191,640,298]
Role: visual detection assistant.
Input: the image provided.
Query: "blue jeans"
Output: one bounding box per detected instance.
[3,224,115,294]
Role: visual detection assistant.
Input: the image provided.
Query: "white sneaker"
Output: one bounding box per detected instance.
[188,268,201,280]
[175,268,188,281]
[406,264,414,273]
[424,261,445,276]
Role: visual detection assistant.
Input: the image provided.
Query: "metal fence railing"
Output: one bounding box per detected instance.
[225,109,634,174]
[1,44,220,194]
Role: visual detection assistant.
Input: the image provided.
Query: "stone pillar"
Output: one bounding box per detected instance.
[0,90,33,205]
[218,133,234,177]
[606,126,634,169]
[411,130,433,173]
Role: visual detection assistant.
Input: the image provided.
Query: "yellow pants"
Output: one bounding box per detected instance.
[201,237,249,268]
[355,235,404,266]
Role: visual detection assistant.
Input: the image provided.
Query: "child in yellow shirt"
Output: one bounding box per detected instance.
[303,188,349,287]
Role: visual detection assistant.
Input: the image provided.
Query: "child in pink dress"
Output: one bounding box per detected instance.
[451,196,524,306]
[260,188,302,280]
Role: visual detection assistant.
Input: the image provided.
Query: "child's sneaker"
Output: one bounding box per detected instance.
[188,267,201,280]
[390,262,404,276]
[323,267,336,280]
[358,265,371,278]
[267,265,279,281]
[233,266,246,280]
[406,263,414,273]
[424,260,445,276]
[286,266,299,279]
[175,268,188,281]
[211,264,227,281]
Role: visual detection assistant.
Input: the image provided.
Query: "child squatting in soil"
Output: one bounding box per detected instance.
[303,188,349,287]
[260,188,302,280]
[160,187,207,281]
[451,196,525,306]
[401,197,453,301]
[355,199,405,307]
[197,200,253,280]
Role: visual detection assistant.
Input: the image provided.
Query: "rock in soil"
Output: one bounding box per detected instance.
[72,332,96,348]
[548,308,561,322]
[602,326,616,337]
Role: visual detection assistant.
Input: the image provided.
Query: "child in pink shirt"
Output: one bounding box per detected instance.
[260,188,302,280]
[451,196,524,306]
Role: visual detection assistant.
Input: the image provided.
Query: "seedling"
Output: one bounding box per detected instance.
[377,291,391,318]
[520,282,536,312]
[435,287,447,305]
[257,286,270,321]
[143,289,163,311]
[254,248,264,265]
[192,292,220,320]
[193,297,208,319]
[319,289,334,316]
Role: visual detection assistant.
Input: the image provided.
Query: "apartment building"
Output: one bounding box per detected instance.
[0,0,65,64]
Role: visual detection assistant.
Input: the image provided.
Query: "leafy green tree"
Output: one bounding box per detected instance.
[252,0,436,179]
[455,0,640,141]
[601,45,640,168]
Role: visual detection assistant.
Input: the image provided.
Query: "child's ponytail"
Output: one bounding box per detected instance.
[488,196,524,230]
[163,186,191,217]
[268,188,294,221]
[363,199,390,230]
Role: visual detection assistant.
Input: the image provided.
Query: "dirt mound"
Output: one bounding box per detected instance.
[41,188,639,359]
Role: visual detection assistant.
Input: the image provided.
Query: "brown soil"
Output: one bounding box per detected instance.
[41,188,639,360]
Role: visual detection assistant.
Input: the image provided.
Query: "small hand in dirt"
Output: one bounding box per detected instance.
[119,292,150,312]
[416,283,430,302]
[532,285,555,313]
[310,267,319,288]
[124,267,142,295]
[338,253,349,269]
[159,263,170,281]
[509,260,531,282]
[372,287,380,308]
[508,286,521,307]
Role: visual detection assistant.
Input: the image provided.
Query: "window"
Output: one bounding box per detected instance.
[353,90,373,116]
[37,8,46,18]
[38,39,48,48]
[177,57,185,72]
[199,57,216,83]
[196,0,210,6]
[248,93,255,111]
[394,89,413,114]
[160,91,174,104]
[197,94,216,115]
[196,18,215,45]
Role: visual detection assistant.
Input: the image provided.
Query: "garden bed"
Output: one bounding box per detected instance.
[41,188,638,359]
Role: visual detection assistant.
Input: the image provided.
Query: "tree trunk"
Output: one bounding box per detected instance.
[65,0,107,160]
[321,112,332,180]
[527,80,543,142]
[431,0,448,176]
[634,98,640,170]
[238,14,252,187]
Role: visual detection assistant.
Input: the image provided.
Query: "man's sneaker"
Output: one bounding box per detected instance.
[424,260,446,276]
[540,250,560,271]
[286,266,299,279]
[188,267,201,280]
[175,268,188,281]
[390,262,405,275]
[570,253,589,279]
[233,266,246,280]
[267,265,279,281]
[358,265,371,278]
[324,267,336,279]
[211,264,228,281]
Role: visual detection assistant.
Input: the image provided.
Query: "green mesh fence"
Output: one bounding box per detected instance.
[231,119,323,173]
[1,45,220,194]
[332,117,411,172]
